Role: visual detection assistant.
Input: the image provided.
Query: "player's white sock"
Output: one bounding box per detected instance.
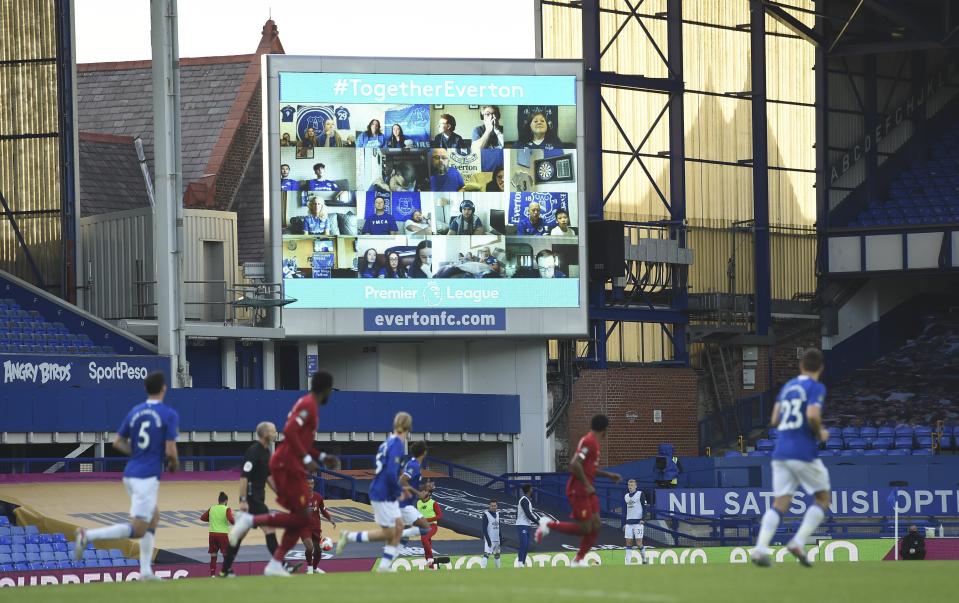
[755,508,782,554]
[791,504,825,548]
[350,531,370,543]
[378,545,398,571]
[481,554,488,568]
[639,546,647,564]
[401,526,424,538]
[139,530,155,575]
[86,523,133,541]
[494,556,501,568]
[625,546,633,564]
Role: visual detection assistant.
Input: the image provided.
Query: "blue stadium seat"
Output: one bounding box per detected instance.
[895,425,914,438]
[28,562,43,571]
[8,544,24,554]
[124,558,138,567]
[878,426,895,438]
[838,449,859,456]
[81,550,97,561]
[724,450,743,457]
[888,448,910,456]
[14,563,29,571]
[51,533,66,543]
[841,427,859,439]
[108,548,123,559]
[42,561,57,570]
[913,449,933,456]
[0,517,8,526]
[24,526,38,535]
[756,439,774,451]
[38,543,52,552]
[863,449,884,456]
[39,551,54,561]
[894,437,914,449]
[915,426,933,438]
[917,436,933,449]
[0,545,8,554]
[53,551,68,561]
[940,435,954,450]
[24,543,38,553]
[112,559,127,567]
[860,427,878,440]
[818,449,836,457]
[826,438,843,450]
[57,560,73,570]
[747,450,768,457]
[0,554,10,564]
[872,437,893,450]
[0,535,9,545]
[0,564,13,572]
[52,542,67,552]
[847,438,867,451]
[25,552,40,562]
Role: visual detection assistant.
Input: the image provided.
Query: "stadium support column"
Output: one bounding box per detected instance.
[750,0,772,336]
[151,0,190,386]
[583,0,607,367]
[667,0,688,363]
[814,0,829,272]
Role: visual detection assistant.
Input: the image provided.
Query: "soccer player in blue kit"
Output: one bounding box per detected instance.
[752,348,832,567]
[74,372,179,580]
[337,412,414,572]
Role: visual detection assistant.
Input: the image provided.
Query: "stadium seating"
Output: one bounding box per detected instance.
[0,523,141,572]
[846,123,959,228]
[0,298,109,356]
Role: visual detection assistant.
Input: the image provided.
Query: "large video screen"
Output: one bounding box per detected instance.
[265,58,585,336]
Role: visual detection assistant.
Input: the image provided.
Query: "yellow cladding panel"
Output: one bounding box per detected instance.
[542,0,816,228]
[0,0,63,286]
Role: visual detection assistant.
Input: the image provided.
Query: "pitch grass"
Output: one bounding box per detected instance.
[1,562,954,603]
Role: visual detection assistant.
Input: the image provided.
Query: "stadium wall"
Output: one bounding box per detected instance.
[566,367,698,465]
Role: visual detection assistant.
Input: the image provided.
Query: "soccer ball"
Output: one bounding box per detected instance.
[320,537,334,552]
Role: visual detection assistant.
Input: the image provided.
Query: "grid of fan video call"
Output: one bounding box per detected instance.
[278,101,580,287]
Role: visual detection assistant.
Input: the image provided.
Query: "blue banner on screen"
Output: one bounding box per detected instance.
[2,355,171,388]
[656,488,959,517]
[280,73,577,105]
[364,309,506,331]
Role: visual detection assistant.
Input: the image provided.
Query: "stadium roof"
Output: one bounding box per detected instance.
[76,20,284,262]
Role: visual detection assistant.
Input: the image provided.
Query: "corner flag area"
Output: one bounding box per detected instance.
[4,563,954,603]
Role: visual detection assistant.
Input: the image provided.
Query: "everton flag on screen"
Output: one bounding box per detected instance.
[508,191,569,226]
[384,104,431,144]
[296,105,335,140]
[364,190,421,223]
[311,254,334,278]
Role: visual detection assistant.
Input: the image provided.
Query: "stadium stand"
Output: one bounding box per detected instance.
[0,297,115,355]
[0,519,138,572]
[846,122,959,227]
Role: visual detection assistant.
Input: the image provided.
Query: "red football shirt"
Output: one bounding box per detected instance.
[307,491,332,529]
[275,393,319,465]
[567,431,600,496]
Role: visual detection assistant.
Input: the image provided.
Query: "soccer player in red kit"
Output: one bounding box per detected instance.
[229,371,338,577]
[535,414,621,567]
[301,477,335,574]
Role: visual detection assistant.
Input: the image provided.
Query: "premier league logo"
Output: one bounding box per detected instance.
[422,283,442,307]
[296,105,335,140]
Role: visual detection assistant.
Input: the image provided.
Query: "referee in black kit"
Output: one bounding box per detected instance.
[220,421,279,576]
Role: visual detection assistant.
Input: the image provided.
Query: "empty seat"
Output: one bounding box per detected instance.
[756,439,774,451]
[124,558,138,567]
[39,551,54,561]
[860,427,878,439]
[818,449,836,457]
[894,437,914,449]
[878,426,895,438]
[53,551,68,561]
[95,549,111,559]
[914,426,933,438]
[0,564,13,572]
[24,543,38,553]
[939,435,955,450]
[747,450,768,457]
[895,425,914,437]
[863,449,884,456]
[917,436,933,449]
[847,438,867,450]
[57,560,73,570]
[724,450,743,457]
[112,559,127,567]
[24,526,37,535]
[826,438,843,450]
[841,427,859,439]
[872,437,893,450]
[888,448,910,456]
[838,449,858,456]
[0,517,9,527]
[108,548,124,559]
[913,449,933,456]
[38,543,52,552]
[0,554,10,564]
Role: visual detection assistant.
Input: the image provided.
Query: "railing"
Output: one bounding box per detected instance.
[131,278,290,326]
[698,392,775,455]
[0,455,244,474]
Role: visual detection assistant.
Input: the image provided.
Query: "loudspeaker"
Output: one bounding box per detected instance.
[587,220,625,279]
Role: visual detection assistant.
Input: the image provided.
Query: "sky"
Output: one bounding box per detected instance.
[74,0,536,63]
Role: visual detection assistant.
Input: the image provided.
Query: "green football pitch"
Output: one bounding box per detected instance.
[1,562,954,603]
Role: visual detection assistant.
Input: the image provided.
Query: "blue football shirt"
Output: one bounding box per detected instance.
[772,375,826,462]
[369,434,405,502]
[400,457,422,508]
[117,400,179,479]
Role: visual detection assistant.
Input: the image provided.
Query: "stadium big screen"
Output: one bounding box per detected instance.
[264,56,586,336]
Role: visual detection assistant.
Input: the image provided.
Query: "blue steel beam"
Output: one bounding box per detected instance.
[667,0,688,363]
[750,0,772,336]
